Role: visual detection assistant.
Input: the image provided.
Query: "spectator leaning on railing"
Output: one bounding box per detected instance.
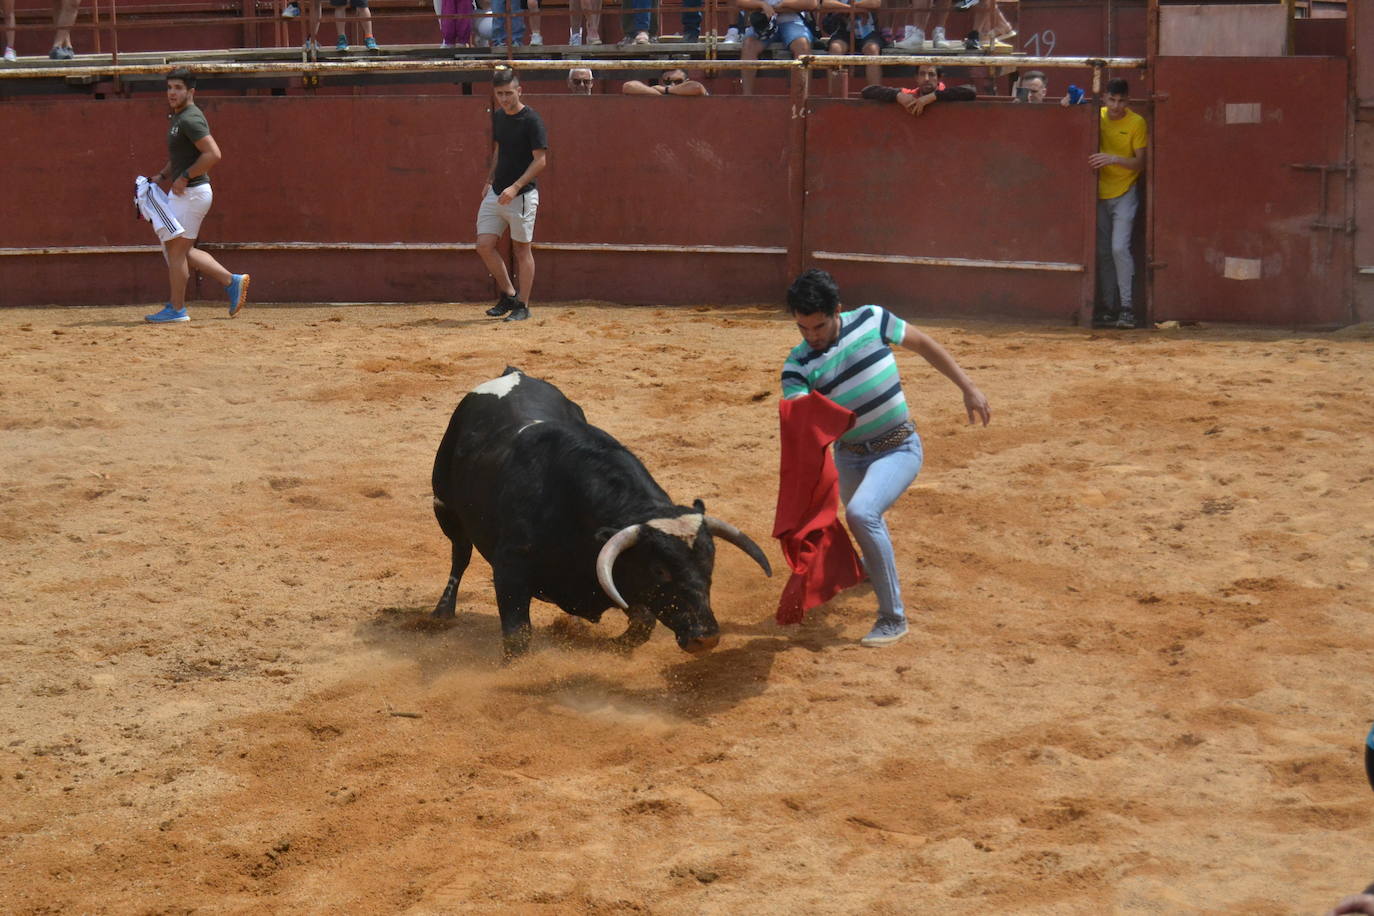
[861,64,975,116]
[621,67,708,96]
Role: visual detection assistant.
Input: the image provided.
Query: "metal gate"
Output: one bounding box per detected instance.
[1151,56,1352,325]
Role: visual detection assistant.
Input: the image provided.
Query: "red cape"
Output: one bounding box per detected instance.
[772,393,866,624]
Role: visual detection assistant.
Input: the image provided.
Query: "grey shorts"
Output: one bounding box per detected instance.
[476,187,539,243]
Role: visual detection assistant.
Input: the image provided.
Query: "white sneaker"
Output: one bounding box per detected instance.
[859,617,909,648]
[569,29,582,45]
[529,32,543,45]
[720,26,740,44]
[2,46,15,62]
[893,26,924,50]
[932,25,946,44]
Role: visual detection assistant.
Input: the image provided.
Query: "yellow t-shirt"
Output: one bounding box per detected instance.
[1097,107,1147,200]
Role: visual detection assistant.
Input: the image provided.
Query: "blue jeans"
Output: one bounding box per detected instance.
[1096,184,1138,314]
[834,433,923,622]
[491,0,525,44]
[682,0,700,33]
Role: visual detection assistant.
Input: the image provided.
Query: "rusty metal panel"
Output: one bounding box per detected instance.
[1356,1,1374,323]
[1017,0,1147,58]
[1152,57,1351,325]
[802,97,1098,320]
[0,93,794,306]
[526,95,794,304]
[1356,121,1374,323]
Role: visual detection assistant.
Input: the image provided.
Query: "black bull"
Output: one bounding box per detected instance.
[431,369,772,658]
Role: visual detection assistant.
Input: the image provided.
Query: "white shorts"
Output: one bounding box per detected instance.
[476,187,539,244]
[160,183,213,242]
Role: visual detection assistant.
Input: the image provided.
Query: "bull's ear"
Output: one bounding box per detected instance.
[692,498,706,513]
[595,526,617,543]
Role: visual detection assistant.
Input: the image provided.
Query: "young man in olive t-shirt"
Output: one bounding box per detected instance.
[476,68,547,323]
[144,68,251,324]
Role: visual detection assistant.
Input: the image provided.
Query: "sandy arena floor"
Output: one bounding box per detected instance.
[1,301,1372,914]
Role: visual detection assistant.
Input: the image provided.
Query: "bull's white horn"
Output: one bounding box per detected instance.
[595,524,642,610]
[705,517,773,577]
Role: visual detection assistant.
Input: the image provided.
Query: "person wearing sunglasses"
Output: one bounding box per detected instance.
[567,67,595,95]
[621,67,709,96]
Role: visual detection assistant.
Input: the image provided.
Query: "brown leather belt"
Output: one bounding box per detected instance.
[837,420,916,456]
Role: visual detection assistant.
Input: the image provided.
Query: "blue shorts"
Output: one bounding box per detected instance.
[748,19,812,48]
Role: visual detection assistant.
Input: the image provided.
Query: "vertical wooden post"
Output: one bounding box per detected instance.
[787,65,809,283]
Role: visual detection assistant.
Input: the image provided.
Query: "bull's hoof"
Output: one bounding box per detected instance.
[680,634,720,655]
[431,603,456,619]
[501,626,533,661]
[613,615,655,652]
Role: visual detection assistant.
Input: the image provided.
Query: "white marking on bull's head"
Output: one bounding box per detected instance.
[433,497,447,510]
[472,373,522,398]
[646,513,704,547]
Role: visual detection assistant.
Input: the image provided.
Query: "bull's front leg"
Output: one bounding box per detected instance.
[613,605,656,652]
[491,559,535,660]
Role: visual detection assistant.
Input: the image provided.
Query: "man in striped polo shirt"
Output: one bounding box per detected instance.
[781,269,991,647]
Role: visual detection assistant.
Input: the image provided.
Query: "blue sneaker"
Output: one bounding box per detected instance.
[859,616,908,647]
[365,36,379,51]
[145,304,189,323]
[335,34,349,50]
[225,273,250,317]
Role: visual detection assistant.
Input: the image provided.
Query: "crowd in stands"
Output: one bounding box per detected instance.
[1,0,1026,64]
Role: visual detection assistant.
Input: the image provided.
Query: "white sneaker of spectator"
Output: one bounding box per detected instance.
[719,26,740,44]
[931,25,953,48]
[569,29,583,45]
[893,26,924,51]
[3,46,16,61]
[529,32,543,45]
[282,1,301,17]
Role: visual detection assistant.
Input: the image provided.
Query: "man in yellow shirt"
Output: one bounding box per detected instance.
[1091,78,1148,328]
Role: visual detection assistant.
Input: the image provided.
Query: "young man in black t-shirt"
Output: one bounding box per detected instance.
[477,68,548,323]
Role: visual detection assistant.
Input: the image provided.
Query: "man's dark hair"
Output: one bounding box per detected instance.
[1021,70,1046,84]
[917,64,944,78]
[1106,77,1129,96]
[493,67,519,88]
[662,67,688,81]
[786,269,841,317]
[167,68,196,88]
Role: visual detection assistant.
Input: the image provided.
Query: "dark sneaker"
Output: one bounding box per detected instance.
[1115,311,1136,329]
[485,292,517,317]
[1093,311,1117,328]
[859,616,908,647]
[503,302,530,322]
[963,30,980,50]
[954,0,979,9]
